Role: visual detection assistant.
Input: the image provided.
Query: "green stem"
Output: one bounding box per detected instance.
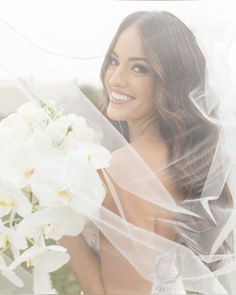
[56,126,73,146]
[26,238,35,246]
[30,192,33,204]
[0,245,10,254]
[3,217,21,225]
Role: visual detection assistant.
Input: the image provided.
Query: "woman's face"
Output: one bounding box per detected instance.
[104,25,157,122]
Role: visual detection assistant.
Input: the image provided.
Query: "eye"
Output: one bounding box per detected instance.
[108,56,119,67]
[132,64,149,74]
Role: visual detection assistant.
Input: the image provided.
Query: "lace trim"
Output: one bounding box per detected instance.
[151,255,186,294]
[81,221,100,256]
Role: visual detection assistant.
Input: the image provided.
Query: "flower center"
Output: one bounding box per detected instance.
[0,234,9,249]
[87,154,91,161]
[57,188,72,201]
[0,200,14,208]
[26,259,33,268]
[24,168,35,179]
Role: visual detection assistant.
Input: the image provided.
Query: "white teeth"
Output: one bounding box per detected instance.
[111,91,133,101]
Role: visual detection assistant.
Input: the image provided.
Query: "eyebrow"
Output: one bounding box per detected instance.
[111,50,149,63]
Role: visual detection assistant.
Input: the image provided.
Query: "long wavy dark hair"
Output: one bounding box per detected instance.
[98,11,233,270]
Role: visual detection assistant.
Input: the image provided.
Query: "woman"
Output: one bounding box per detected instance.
[60,11,234,294]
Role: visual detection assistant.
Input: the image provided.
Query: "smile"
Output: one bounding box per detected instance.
[110,91,135,104]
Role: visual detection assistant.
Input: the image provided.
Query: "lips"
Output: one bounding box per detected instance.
[109,91,134,105]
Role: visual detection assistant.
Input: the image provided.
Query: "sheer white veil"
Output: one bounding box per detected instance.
[0,2,236,294]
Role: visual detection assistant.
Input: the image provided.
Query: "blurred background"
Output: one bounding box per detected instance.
[0,0,235,293]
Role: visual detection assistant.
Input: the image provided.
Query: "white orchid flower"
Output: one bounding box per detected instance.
[9,244,70,272]
[0,137,62,189]
[65,114,99,143]
[30,155,106,216]
[17,207,86,240]
[16,101,51,131]
[0,254,24,287]
[37,116,111,168]
[44,115,75,148]
[0,116,31,152]
[0,142,41,189]
[0,102,50,150]
[0,100,111,292]
[45,114,97,149]
[0,178,32,218]
[9,244,69,294]
[0,223,28,250]
[69,142,111,169]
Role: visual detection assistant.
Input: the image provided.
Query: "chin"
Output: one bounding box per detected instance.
[106,107,128,121]
[107,112,131,122]
[107,113,124,121]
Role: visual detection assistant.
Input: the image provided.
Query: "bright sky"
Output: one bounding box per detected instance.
[0,0,235,87]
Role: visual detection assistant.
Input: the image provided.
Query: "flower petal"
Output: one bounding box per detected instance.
[33,265,56,294]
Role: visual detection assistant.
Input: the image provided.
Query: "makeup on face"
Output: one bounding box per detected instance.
[104,25,156,122]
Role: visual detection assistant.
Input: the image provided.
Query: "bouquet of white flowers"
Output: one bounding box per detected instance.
[0,99,111,293]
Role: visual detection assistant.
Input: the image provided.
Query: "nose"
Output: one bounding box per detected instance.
[108,66,128,88]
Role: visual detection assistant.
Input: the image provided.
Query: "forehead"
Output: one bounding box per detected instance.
[113,25,146,58]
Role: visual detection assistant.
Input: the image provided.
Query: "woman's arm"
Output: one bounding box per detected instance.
[59,234,105,295]
[59,170,109,294]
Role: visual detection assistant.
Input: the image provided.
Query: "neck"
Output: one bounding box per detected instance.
[127,116,159,143]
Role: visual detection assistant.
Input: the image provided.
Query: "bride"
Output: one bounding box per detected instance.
[60,11,235,295]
